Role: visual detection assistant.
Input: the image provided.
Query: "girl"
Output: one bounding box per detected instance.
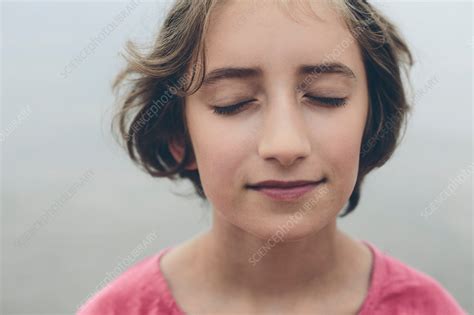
[78,0,466,314]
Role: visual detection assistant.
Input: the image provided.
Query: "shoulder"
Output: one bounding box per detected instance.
[362,241,467,315]
[77,247,180,315]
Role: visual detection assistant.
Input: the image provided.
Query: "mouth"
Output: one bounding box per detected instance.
[246,179,326,202]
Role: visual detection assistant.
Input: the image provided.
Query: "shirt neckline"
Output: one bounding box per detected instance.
[156,240,383,315]
[156,246,187,314]
[357,240,385,314]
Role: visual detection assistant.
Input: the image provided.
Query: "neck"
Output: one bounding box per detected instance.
[197,210,357,299]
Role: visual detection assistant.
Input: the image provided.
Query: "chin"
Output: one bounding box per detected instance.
[212,191,340,242]
[242,213,333,243]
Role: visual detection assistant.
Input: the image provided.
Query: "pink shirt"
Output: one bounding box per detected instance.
[77,240,467,314]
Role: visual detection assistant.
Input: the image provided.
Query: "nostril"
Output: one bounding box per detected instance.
[257,135,311,167]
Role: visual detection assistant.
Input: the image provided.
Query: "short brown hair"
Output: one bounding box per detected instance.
[111,0,413,217]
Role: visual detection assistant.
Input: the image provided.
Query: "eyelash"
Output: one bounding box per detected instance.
[212,96,347,116]
[212,100,254,116]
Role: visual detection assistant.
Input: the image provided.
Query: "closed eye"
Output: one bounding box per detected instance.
[305,95,347,107]
[212,99,255,116]
[212,95,347,116]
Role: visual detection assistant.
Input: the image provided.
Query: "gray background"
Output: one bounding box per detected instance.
[1,0,472,314]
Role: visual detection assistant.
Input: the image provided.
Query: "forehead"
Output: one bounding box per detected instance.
[204,0,360,74]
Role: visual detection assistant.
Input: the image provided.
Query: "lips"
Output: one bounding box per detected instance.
[246,179,326,202]
[246,179,325,189]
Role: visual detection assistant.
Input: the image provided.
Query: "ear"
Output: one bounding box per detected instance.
[169,138,197,171]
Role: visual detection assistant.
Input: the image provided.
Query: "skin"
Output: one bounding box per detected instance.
[165,0,373,314]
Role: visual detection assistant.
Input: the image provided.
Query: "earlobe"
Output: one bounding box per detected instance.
[169,139,197,170]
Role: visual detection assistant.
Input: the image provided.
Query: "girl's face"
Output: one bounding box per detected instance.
[175,0,369,240]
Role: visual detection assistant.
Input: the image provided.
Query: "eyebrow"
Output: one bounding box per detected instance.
[201,62,356,87]
[298,63,356,80]
[202,67,262,87]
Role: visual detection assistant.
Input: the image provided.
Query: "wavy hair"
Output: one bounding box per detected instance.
[111,0,413,217]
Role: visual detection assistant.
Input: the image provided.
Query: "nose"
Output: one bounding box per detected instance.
[257,99,311,167]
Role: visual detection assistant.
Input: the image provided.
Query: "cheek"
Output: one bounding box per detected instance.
[318,107,367,198]
[186,108,253,201]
